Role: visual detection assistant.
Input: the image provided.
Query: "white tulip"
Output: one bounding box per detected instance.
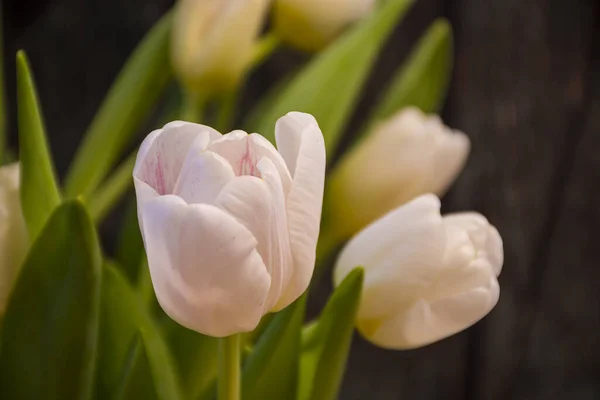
[327,107,470,237]
[273,0,375,52]
[0,163,28,315]
[171,0,271,94]
[333,194,503,349]
[133,113,325,337]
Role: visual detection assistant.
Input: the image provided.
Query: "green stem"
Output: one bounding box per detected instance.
[251,32,281,67]
[218,334,241,400]
[216,91,237,133]
[88,152,136,222]
[182,90,207,123]
[312,222,347,285]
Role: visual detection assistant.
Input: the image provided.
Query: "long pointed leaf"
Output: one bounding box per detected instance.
[96,263,182,400]
[161,317,219,400]
[365,19,453,129]
[16,51,61,239]
[0,200,101,400]
[65,12,172,199]
[113,333,159,400]
[299,268,363,400]
[242,295,306,400]
[245,0,414,158]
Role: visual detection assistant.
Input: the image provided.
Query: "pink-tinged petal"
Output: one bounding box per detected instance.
[139,195,270,337]
[250,133,292,193]
[274,112,326,308]
[256,158,294,311]
[174,151,235,205]
[208,131,292,190]
[134,122,221,195]
[214,158,293,311]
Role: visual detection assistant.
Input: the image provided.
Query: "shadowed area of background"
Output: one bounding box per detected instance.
[3,0,599,399]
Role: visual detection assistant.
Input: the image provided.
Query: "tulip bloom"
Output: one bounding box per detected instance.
[171,0,271,94]
[273,0,375,52]
[333,194,503,349]
[327,107,470,237]
[133,113,325,337]
[0,163,28,315]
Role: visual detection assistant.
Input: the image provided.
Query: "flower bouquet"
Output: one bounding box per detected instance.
[0,0,503,399]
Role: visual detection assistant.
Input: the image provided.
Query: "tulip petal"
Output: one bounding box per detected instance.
[174,151,235,205]
[134,122,221,196]
[361,261,499,349]
[214,158,293,311]
[139,195,270,337]
[208,131,292,191]
[444,212,504,276]
[334,195,446,320]
[429,128,470,195]
[274,112,326,309]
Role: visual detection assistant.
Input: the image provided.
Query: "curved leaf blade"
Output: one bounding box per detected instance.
[0,200,101,400]
[113,333,159,400]
[16,51,61,239]
[95,263,182,400]
[365,19,453,128]
[299,268,363,400]
[242,295,306,400]
[245,0,414,158]
[65,12,172,199]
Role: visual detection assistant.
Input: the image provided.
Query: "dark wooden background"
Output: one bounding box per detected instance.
[3,0,599,399]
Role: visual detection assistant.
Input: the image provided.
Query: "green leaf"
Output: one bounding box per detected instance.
[115,197,145,285]
[16,51,61,239]
[365,19,453,128]
[245,0,414,159]
[113,333,159,400]
[65,11,172,199]
[242,295,306,400]
[96,263,182,400]
[161,316,219,400]
[299,268,364,400]
[0,200,102,400]
[88,152,135,223]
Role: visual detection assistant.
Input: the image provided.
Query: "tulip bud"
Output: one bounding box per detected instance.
[273,0,375,52]
[133,113,325,337]
[0,163,28,315]
[327,107,470,237]
[333,194,503,349]
[171,0,271,95]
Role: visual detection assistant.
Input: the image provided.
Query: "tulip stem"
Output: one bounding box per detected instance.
[251,32,281,67]
[312,223,347,284]
[88,151,136,222]
[216,91,237,133]
[218,334,241,400]
[182,90,207,123]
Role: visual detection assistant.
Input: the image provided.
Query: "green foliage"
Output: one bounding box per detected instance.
[65,12,173,199]
[16,51,61,240]
[242,296,306,400]
[363,19,453,133]
[161,317,219,400]
[0,200,101,400]
[299,268,364,400]
[113,334,159,400]
[95,263,182,400]
[245,0,415,159]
